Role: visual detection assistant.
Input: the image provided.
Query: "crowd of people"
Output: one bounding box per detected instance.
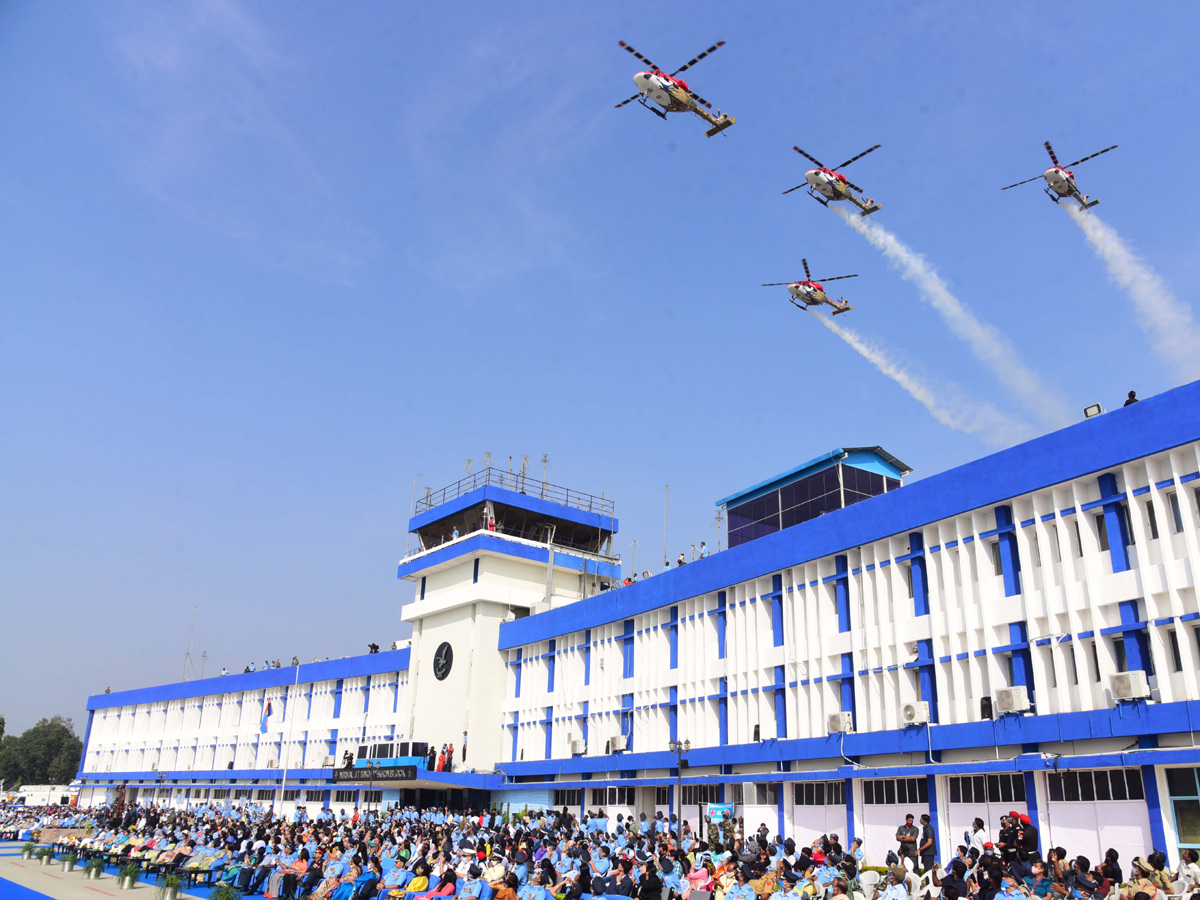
[5,800,1199,900]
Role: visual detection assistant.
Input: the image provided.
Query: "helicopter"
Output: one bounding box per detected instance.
[784,145,882,216]
[614,40,735,137]
[763,258,858,316]
[1002,141,1117,209]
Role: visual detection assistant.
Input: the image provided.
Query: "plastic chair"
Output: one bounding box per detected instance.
[859,871,881,892]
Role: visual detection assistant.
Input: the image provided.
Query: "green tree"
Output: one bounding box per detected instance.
[0,716,82,787]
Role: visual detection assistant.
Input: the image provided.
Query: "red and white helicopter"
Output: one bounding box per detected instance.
[784,145,882,216]
[614,40,735,137]
[763,258,858,316]
[1002,141,1117,209]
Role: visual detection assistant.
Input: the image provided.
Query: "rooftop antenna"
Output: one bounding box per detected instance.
[663,485,669,566]
[405,472,423,555]
[200,650,208,679]
[508,455,513,489]
[520,454,529,493]
[170,606,200,682]
[630,539,638,575]
[540,454,550,498]
[465,457,474,476]
[714,506,725,552]
[482,451,493,471]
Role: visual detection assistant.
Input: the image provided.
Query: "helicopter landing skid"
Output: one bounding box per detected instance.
[637,97,668,120]
[807,190,831,208]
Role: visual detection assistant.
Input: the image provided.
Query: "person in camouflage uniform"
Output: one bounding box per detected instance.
[722,811,737,846]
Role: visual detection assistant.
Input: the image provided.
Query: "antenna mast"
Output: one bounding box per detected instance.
[170,606,200,682]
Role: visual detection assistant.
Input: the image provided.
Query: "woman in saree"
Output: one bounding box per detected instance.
[265,847,309,899]
[326,854,367,900]
[312,848,351,900]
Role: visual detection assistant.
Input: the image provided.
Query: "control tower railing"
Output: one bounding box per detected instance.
[415,467,615,518]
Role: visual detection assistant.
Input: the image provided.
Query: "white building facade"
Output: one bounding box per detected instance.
[76,381,1200,866]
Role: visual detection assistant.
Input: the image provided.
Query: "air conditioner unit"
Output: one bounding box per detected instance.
[266,759,279,769]
[150,762,158,771]
[994,686,1030,714]
[322,756,335,767]
[1111,670,1151,701]
[570,739,586,756]
[901,701,930,726]
[827,712,854,734]
[609,734,628,752]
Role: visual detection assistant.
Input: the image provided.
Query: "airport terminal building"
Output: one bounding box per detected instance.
[77,381,1200,867]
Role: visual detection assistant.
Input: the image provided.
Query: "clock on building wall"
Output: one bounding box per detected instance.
[433,642,453,680]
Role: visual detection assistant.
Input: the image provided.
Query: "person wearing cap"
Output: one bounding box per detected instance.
[768,868,803,900]
[661,857,686,897]
[895,814,918,870]
[872,866,910,900]
[518,866,551,900]
[637,856,663,900]
[723,866,755,900]
[1121,859,1161,900]
[455,864,486,900]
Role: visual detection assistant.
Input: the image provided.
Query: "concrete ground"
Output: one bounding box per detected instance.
[0,843,223,900]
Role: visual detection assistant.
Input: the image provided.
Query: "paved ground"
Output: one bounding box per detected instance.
[0,843,222,900]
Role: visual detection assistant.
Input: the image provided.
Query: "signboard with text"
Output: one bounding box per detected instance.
[332,765,416,784]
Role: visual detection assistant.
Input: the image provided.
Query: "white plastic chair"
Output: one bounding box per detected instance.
[859,871,881,893]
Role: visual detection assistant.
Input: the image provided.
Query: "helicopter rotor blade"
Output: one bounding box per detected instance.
[843,179,864,193]
[762,282,799,287]
[833,144,881,170]
[1044,141,1061,168]
[618,41,661,74]
[793,146,824,168]
[802,258,812,280]
[1063,145,1118,168]
[781,183,808,195]
[1001,175,1043,190]
[688,91,713,109]
[614,93,642,109]
[671,41,726,75]
[813,274,859,283]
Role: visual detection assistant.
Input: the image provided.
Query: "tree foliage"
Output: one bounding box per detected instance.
[0,716,82,787]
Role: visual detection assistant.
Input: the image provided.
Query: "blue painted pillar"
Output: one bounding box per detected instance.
[774,666,788,738]
[909,533,930,616]
[581,700,589,748]
[994,506,1023,596]
[1022,772,1041,848]
[510,713,519,762]
[839,653,857,729]
[332,680,344,718]
[777,783,786,838]
[916,640,939,723]
[544,708,553,759]
[834,556,851,633]
[514,650,523,698]
[622,620,635,679]
[1009,623,1034,706]
[844,778,856,845]
[1141,762,1170,862]
[584,631,591,686]
[547,640,556,692]
[718,678,729,745]
[926,776,941,858]
[771,574,785,646]
[621,694,634,751]
[1119,600,1150,672]
[669,608,679,670]
[716,592,728,659]
[1097,474,1132,572]
[669,688,679,744]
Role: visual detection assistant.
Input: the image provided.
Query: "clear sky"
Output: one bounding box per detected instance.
[3,1,1198,735]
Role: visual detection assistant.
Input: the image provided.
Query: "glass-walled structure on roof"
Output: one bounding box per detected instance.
[720,447,910,549]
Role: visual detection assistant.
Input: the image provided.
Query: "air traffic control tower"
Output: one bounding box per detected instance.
[396,468,619,771]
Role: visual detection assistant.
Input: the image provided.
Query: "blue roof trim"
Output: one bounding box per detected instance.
[409,484,616,534]
[87,649,411,711]
[498,380,1200,650]
[398,533,620,580]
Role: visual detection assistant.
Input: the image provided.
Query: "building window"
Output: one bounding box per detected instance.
[682,785,721,806]
[988,540,1003,577]
[282,789,299,801]
[1074,521,1084,558]
[1047,769,1144,802]
[1170,493,1186,533]
[363,791,382,803]
[1169,630,1184,673]
[211,789,229,800]
[862,777,927,805]
[234,789,252,800]
[948,774,1026,804]
[1146,501,1160,540]
[754,783,778,805]
[904,564,914,599]
[1095,514,1110,552]
[726,784,744,804]
[1164,768,1200,848]
[255,789,274,801]
[656,787,669,806]
[590,786,634,807]
[334,790,356,803]
[794,781,845,806]
[553,789,581,808]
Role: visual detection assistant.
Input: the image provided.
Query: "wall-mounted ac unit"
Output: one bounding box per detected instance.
[994,686,1030,714]
[608,734,628,752]
[322,756,335,767]
[266,759,279,769]
[827,712,854,734]
[570,739,586,756]
[901,701,930,726]
[1111,670,1150,701]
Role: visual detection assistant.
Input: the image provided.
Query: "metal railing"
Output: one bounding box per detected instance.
[404,524,621,561]
[415,467,614,518]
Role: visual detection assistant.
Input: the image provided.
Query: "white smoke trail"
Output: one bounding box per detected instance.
[811,310,1034,447]
[833,206,1072,429]
[1063,204,1200,383]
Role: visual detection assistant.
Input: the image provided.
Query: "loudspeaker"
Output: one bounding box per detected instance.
[980,696,993,720]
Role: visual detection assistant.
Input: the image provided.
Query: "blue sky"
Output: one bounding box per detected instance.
[3,1,1198,734]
